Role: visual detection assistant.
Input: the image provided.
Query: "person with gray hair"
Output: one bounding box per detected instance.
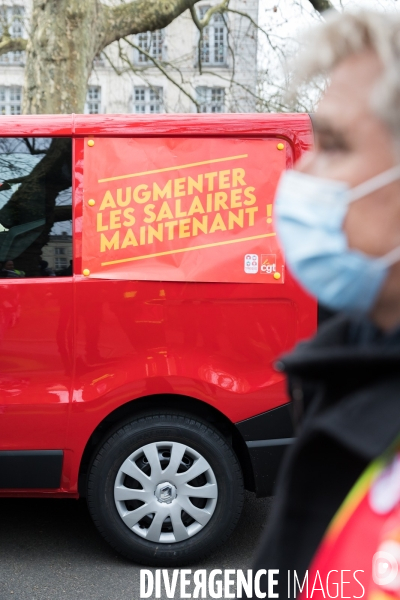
[250,10,400,599]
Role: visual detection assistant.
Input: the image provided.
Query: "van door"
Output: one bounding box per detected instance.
[0,137,73,488]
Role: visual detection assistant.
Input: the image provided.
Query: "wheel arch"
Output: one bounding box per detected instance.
[78,394,255,496]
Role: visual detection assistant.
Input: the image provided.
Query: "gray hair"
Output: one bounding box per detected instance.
[291,10,400,139]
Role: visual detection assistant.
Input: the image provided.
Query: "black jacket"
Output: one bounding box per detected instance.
[251,313,400,599]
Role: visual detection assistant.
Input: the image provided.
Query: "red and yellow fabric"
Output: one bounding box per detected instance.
[300,448,400,599]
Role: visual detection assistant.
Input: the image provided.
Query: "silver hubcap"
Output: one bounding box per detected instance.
[114,441,218,543]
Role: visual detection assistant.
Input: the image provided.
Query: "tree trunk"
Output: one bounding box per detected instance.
[23,0,101,114]
[23,0,201,115]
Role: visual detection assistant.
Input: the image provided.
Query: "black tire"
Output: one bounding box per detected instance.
[87,412,244,566]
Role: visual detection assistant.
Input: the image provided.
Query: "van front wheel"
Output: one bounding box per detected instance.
[87,413,244,566]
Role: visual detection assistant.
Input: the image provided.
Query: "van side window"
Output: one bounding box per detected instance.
[0,137,72,278]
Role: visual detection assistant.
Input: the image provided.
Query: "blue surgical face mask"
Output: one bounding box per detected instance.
[275,165,400,313]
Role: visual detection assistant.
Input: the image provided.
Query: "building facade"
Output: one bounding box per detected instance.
[0,0,259,115]
[41,234,73,273]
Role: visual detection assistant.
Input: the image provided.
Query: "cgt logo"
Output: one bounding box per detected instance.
[261,254,277,274]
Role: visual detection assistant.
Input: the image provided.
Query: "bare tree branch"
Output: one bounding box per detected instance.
[102,47,125,77]
[0,8,27,57]
[189,5,202,30]
[221,12,236,97]
[100,0,202,50]
[189,0,229,30]
[22,138,47,155]
[226,8,276,50]
[122,37,201,112]
[0,36,26,57]
[189,5,204,73]
[102,39,200,114]
[189,0,229,75]
[201,68,278,112]
[307,0,337,14]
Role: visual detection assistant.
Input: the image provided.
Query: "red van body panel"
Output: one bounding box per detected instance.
[0,113,316,497]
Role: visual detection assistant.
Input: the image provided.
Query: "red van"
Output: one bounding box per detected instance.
[0,113,316,565]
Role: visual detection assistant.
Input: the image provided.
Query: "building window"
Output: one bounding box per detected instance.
[55,256,68,270]
[0,6,25,65]
[55,247,65,255]
[0,86,22,115]
[133,87,163,113]
[85,86,102,114]
[134,30,165,63]
[196,87,225,113]
[197,7,227,66]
